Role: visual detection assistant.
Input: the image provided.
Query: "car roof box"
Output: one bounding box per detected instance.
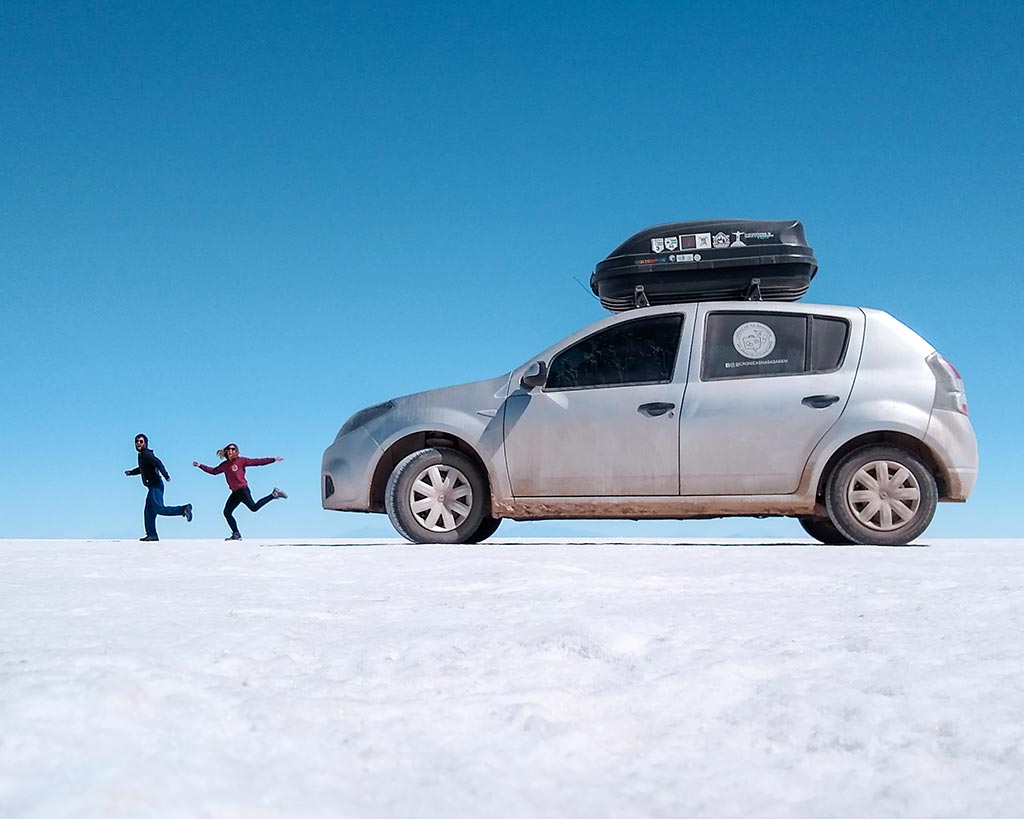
[590,219,818,312]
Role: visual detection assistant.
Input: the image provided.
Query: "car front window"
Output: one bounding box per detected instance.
[546,314,684,390]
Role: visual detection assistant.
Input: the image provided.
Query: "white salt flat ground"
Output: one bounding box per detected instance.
[1,537,1022,819]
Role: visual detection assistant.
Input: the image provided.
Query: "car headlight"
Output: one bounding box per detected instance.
[336,401,395,439]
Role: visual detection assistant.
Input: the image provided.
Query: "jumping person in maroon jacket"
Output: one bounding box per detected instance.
[194,444,287,540]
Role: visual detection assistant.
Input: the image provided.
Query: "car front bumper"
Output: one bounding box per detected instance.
[322,427,383,511]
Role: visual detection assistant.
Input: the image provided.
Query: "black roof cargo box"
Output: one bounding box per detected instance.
[590,219,817,312]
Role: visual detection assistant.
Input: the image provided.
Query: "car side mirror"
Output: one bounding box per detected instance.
[520,361,548,389]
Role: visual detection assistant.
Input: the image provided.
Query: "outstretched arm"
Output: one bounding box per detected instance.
[125,467,141,476]
[193,461,224,475]
[240,457,283,467]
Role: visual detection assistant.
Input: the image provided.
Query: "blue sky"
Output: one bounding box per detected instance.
[1,0,1020,539]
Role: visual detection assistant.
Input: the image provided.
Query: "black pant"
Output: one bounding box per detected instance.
[224,487,274,535]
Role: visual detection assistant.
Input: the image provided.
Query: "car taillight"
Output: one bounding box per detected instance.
[927,352,968,415]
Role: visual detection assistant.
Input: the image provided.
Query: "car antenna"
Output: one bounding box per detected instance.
[573,275,600,301]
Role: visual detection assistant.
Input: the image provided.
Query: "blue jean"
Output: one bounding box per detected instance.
[144,484,186,537]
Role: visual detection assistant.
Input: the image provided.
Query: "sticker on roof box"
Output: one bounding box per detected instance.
[710,230,777,249]
[652,232,712,253]
[733,321,776,360]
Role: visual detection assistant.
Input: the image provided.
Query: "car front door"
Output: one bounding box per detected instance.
[503,312,692,497]
[678,306,864,495]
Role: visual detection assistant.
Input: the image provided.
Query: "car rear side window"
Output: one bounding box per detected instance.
[701,312,850,380]
[810,316,849,372]
[702,313,807,379]
[546,314,684,390]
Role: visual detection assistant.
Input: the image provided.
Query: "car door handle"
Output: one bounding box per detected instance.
[802,394,841,409]
[638,402,676,417]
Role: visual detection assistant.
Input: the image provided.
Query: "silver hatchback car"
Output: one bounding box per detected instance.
[322,302,977,545]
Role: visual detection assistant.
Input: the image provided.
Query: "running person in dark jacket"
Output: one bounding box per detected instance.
[124,433,193,541]
[194,443,287,540]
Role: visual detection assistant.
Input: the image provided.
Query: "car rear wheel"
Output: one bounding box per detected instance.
[385,447,488,544]
[825,445,937,545]
[797,516,852,545]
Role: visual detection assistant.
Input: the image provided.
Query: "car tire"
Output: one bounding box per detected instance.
[465,515,502,544]
[797,516,852,545]
[825,445,938,545]
[385,447,488,544]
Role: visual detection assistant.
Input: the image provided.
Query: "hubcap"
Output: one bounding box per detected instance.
[847,460,921,531]
[409,464,474,532]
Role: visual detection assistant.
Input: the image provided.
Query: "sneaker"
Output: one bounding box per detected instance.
[272,488,288,499]
[183,504,193,523]
[140,535,159,542]
[225,532,242,541]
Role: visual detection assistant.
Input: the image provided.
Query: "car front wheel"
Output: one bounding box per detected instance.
[465,515,502,543]
[825,445,938,545]
[385,447,488,544]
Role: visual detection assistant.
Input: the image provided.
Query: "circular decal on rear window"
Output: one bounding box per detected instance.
[733,322,776,359]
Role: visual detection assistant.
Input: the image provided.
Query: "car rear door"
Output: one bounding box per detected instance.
[678,304,863,495]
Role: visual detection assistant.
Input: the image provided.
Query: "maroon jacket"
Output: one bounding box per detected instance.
[198,457,275,491]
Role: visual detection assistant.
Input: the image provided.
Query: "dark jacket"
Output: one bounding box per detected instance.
[127,448,170,487]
